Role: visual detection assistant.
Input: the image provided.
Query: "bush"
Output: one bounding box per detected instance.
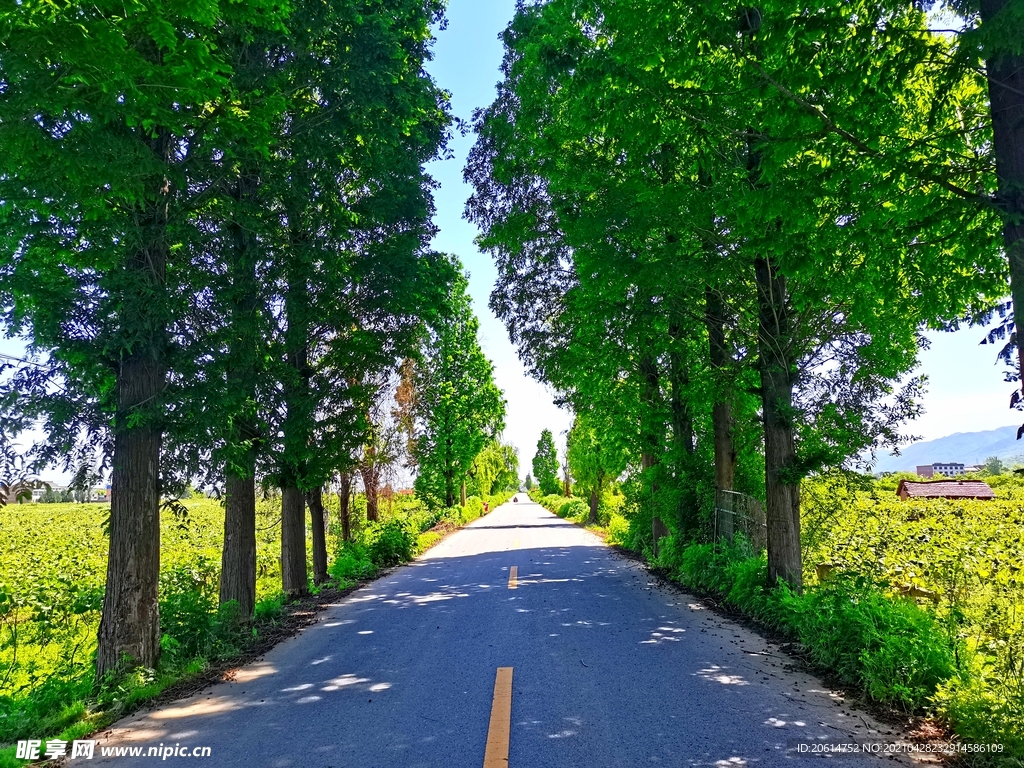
[367,520,416,567]
[328,542,376,582]
[606,513,630,546]
[675,541,956,710]
[158,560,218,662]
[462,496,485,523]
[558,498,589,522]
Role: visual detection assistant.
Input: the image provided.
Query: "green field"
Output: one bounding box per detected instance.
[0,489,508,750]
[803,473,1024,753]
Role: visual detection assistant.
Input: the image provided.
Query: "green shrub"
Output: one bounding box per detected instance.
[675,541,956,710]
[367,520,416,567]
[933,653,1024,760]
[606,513,630,546]
[158,560,218,662]
[463,496,485,523]
[417,531,442,552]
[558,498,589,522]
[253,592,285,623]
[329,541,377,581]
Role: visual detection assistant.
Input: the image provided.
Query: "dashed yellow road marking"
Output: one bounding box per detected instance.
[483,667,513,768]
[507,566,518,590]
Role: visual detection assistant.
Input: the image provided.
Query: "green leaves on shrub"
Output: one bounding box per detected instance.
[676,542,956,710]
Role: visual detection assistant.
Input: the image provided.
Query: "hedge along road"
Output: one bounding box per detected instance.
[86,497,913,767]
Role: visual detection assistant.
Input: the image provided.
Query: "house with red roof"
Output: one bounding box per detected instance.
[896,479,995,501]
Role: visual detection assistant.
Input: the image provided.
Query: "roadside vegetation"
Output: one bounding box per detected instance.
[531,469,1024,762]
[0,484,513,765]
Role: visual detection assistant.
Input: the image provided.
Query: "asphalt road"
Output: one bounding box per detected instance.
[89,497,913,767]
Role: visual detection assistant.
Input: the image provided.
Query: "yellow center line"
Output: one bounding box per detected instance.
[507,565,518,590]
[483,667,514,768]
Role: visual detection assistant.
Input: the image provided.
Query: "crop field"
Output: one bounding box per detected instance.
[802,473,1024,750]
[0,489,496,747]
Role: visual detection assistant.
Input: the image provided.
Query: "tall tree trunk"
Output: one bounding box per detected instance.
[280,486,307,595]
[338,472,352,542]
[460,480,467,506]
[280,225,310,597]
[307,487,328,585]
[668,322,695,458]
[96,131,171,681]
[705,286,737,542]
[755,257,802,589]
[705,287,736,491]
[220,471,256,619]
[445,462,455,508]
[980,0,1024,394]
[588,486,600,525]
[362,461,379,522]
[220,171,260,620]
[640,354,669,553]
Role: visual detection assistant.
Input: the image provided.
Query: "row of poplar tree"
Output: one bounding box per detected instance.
[467,0,1023,587]
[0,1,504,681]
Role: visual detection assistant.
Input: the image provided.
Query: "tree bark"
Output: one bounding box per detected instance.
[668,322,695,458]
[281,486,308,595]
[588,488,599,525]
[338,472,352,542]
[95,131,171,681]
[362,459,380,522]
[307,486,328,585]
[460,480,467,507]
[755,257,802,589]
[705,287,736,492]
[640,354,669,553]
[220,471,256,619]
[219,171,260,621]
[705,286,737,543]
[980,0,1024,393]
[280,220,310,596]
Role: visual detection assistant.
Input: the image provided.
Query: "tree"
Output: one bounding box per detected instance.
[524,473,533,491]
[532,430,560,496]
[413,266,506,508]
[0,0,291,678]
[985,456,1005,475]
[467,0,1004,589]
[469,440,520,498]
[567,414,626,523]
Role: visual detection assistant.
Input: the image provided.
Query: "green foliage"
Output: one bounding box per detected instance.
[468,440,520,498]
[328,542,378,583]
[532,430,560,496]
[524,474,533,490]
[566,413,627,521]
[557,498,589,523]
[413,267,507,509]
[675,541,955,710]
[367,520,418,568]
[606,514,631,546]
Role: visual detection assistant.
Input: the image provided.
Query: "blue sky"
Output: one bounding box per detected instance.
[424,0,574,468]
[0,0,1016,481]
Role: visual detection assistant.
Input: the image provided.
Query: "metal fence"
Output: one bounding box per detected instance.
[714,489,767,555]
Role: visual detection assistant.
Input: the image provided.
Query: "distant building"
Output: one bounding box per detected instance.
[916,462,965,478]
[897,479,995,501]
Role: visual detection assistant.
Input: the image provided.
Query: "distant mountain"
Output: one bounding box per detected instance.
[871,425,1024,473]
